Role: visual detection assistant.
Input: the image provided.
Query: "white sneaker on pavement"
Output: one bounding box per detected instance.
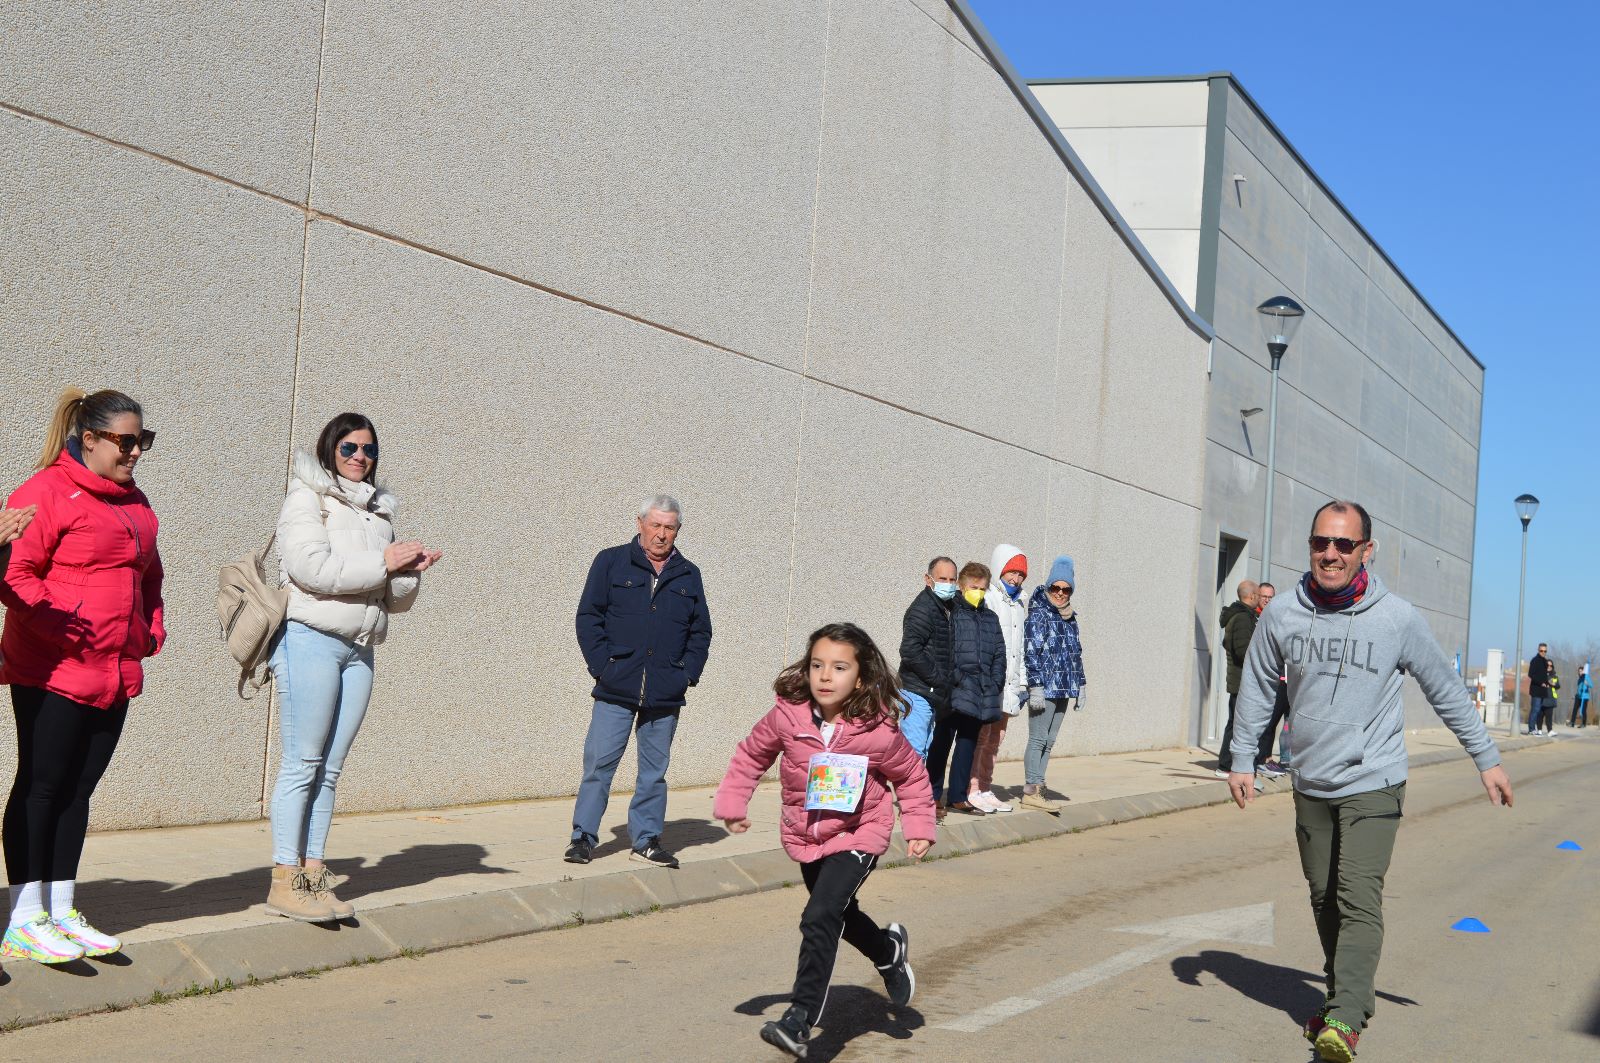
[968,791,998,813]
[982,791,1012,812]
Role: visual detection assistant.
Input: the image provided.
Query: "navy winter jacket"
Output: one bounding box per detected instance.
[899,587,955,716]
[950,597,1006,723]
[1023,586,1086,699]
[575,538,712,710]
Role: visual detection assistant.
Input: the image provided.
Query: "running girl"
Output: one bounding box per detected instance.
[715,622,936,1059]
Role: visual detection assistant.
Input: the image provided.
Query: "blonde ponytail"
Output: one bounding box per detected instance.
[37,387,87,470]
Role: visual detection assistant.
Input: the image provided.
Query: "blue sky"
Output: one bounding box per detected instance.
[970,0,1599,666]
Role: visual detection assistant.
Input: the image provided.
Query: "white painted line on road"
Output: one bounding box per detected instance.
[936,902,1275,1034]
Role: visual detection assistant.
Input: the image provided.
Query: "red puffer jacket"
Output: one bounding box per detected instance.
[0,452,165,708]
[714,699,936,863]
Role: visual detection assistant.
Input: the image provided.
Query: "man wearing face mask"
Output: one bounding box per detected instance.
[899,558,958,759]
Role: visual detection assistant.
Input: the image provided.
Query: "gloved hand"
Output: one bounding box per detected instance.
[1072,690,1086,712]
[1028,686,1048,712]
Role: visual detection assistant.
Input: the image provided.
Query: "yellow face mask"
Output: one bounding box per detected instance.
[962,588,986,608]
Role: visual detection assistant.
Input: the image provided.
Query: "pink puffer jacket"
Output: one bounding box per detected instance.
[714,699,937,863]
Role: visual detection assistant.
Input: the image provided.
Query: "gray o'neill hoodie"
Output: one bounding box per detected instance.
[1230,571,1500,799]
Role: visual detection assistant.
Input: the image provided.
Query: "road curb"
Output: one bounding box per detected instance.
[0,734,1554,1029]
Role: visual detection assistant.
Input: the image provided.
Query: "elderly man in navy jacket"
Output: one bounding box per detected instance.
[565,496,713,868]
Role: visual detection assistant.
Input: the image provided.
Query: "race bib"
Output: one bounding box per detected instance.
[805,752,869,813]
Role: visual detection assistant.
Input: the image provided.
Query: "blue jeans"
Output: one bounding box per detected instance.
[571,700,679,849]
[1024,696,1073,785]
[268,621,374,865]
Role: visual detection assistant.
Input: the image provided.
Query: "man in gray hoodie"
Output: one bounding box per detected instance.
[1227,499,1513,1062]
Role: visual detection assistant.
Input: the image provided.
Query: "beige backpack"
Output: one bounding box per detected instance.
[216,533,288,698]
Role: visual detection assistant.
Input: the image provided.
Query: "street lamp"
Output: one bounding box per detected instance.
[1256,296,1304,583]
[1510,493,1539,735]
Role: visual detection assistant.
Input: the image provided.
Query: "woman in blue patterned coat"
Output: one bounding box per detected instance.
[1021,556,1086,812]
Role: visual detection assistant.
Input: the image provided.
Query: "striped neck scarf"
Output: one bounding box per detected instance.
[1303,567,1368,612]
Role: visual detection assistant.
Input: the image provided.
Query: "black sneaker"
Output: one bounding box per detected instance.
[563,839,592,864]
[630,842,679,869]
[877,922,915,1006]
[759,1004,810,1058]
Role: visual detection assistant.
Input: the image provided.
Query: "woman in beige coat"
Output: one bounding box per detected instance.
[265,413,442,922]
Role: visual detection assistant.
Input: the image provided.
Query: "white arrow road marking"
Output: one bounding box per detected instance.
[936,902,1275,1034]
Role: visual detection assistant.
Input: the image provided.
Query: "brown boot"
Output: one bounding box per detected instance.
[306,865,355,920]
[266,865,336,923]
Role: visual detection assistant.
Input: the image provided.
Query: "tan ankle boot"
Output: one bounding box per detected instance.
[306,866,355,919]
[266,865,336,923]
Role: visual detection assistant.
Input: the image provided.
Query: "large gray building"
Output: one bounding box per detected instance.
[1,2,1215,829]
[1031,74,1484,744]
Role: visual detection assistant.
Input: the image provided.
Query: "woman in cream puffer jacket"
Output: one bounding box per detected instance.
[265,414,442,925]
[279,448,419,643]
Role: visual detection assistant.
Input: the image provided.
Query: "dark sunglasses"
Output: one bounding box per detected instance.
[90,429,156,455]
[338,442,379,460]
[1309,535,1367,554]
[1047,583,1072,595]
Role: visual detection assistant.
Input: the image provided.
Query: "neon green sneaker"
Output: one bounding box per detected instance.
[1314,1017,1359,1061]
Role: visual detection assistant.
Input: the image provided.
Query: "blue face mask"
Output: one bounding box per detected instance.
[931,581,957,601]
[1003,581,1023,599]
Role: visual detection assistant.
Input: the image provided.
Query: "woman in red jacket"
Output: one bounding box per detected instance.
[0,388,164,965]
[715,622,936,1059]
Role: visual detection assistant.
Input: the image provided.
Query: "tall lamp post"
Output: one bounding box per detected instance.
[1256,297,1305,583]
[1510,493,1539,735]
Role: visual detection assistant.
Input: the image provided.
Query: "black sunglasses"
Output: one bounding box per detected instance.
[1309,535,1367,554]
[1047,583,1072,595]
[90,429,156,455]
[338,442,379,460]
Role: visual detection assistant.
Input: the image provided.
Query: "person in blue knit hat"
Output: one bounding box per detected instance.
[1020,556,1086,812]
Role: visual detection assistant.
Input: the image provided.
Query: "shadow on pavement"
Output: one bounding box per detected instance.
[591,817,727,860]
[1171,950,1418,1024]
[1580,987,1600,1039]
[83,843,513,934]
[736,987,924,1062]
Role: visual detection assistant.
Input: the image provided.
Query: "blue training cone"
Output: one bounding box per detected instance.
[1451,917,1490,933]
[1557,840,1583,851]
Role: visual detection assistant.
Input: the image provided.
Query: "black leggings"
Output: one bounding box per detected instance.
[4,686,127,885]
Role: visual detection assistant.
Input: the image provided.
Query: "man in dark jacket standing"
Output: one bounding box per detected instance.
[900,556,958,720]
[1214,579,1258,776]
[565,496,712,868]
[1526,644,1551,735]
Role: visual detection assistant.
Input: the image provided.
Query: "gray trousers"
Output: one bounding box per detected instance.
[1024,696,1075,785]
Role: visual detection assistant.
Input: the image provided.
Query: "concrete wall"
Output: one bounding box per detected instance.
[0,1,1209,830]
[1031,80,1209,306]
[1035,77,1483,737]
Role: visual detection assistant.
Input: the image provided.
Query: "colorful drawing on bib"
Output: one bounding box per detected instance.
[805,752,869,813]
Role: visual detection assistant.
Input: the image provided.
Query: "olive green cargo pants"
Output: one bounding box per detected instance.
[1293,782,1405,1031]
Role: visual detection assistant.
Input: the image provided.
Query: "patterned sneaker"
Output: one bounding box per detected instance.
[2,912,86,964]
[54,909,122,957]
[1314,1017,1359,1061]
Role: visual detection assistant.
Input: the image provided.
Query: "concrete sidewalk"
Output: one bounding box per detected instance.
[0,728,1564,1028]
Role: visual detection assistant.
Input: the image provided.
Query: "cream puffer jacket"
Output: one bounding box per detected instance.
[986,542,1029,715]
[277,449,419,646]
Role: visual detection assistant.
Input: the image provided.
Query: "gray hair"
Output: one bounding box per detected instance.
[638,494,683,525]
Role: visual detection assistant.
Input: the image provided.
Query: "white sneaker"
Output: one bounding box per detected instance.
[53,909,121,957]
[1213,768,1230,778]
[982,791,1012,813]
[967,791,997,813]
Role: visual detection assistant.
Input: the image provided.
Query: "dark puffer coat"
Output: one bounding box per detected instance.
[899,587,954,715]
[950,596,1006,722]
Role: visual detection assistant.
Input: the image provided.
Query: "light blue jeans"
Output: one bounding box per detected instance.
[269,621,374,865]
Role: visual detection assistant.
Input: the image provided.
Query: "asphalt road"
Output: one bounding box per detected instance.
[6,739,1597,1062]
